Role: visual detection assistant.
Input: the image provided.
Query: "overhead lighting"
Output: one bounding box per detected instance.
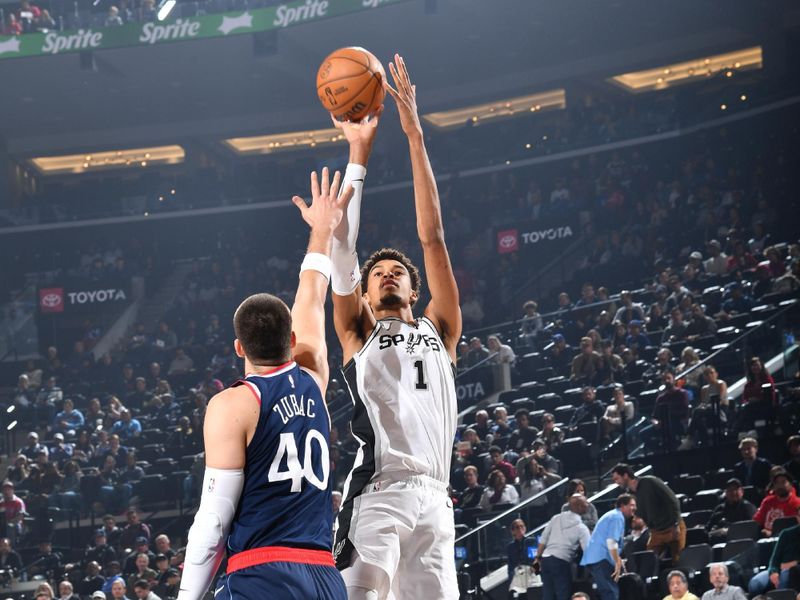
[157,0,176,21]
[609,46,762,93]
[422,89,566,129]
[223,127,346,155]
[29,145,185,175]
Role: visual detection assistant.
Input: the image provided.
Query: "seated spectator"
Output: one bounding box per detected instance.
[98,434,128,466]
[83,529,117,569]
[539,413,563,451]
[570,337,603,384]
[486,446,516,482]
[676,347,703,394]
[748,503,800,594]
[531,439,561,475]
[110,409,142,441]
[0,480,25,540]
[507,518,537,583]
[5,454,29,485]
[735,356,776,434]
[58,580,81,600]
[132,579,160,600]
[661,307,688,344]
[706,478,757,542]
[665,275,692,312]
[518,455,559,513]
[478,470,519,511]
[700,563,747,600]
[119,452,144,485]
[733,437,773,493]
[560,478,599,530]
[119,509,151,551]
[153,534,176,566]
[457,466,484,511]
[507,410,539,454]
[641,370,689,452]
[126,553,157,591]
[473,409,492,441]
[754,470,800,537]
[167,347,194,376]
[614,291,645,325]
[620,515,649,561]
[53,398,85,436]
[2,13,22,35]
[597,340,623,385]
[664,569,699,600]
[704,240,728,277]
[491,406,513,439]
[625,320,651,354]
[682,365,729,448]
[28,539,62,580]
[647,302,669,331]
[599,386,635,442]
[487,335,515,365]
[726,241,757,273]
[718,281,754,319]
[79,562,105,597]
[568,386,604,436]
[19,431,48,460]
[465,337,490,368]
[153,568,180,599]
[35,8,55,31]
[0,536,23,579]
[519,300,543,345]
[49,433,74,467]
[105,5,123,26]
[784,435,800,482]
[105,397,126,429]
[548,334,572,377]
[125,378,152,412]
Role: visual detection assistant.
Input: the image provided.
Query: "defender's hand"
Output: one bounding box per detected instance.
[292,167,354,233]
[331,105,383,148]
[385,53,422,139]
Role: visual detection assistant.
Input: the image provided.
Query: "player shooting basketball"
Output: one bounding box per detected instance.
[330,53,461,600]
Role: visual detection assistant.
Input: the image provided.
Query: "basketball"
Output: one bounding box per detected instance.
[316,47,385,122]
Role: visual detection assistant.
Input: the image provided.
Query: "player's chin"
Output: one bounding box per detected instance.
[379,293,404,308]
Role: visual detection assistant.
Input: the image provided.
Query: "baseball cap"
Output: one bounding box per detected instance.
[53,432,64,441]
[689,251,702,260]
[94,529,106,539]
[552,333,565,343]
[725,478,743,489]
[135,536,149,545]
[629,319,642,327]
[707,239,721,249]
[155,553,168,561]
[166,567,180,577]
[92,592,107,599]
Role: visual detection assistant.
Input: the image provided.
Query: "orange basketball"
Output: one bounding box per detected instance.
[316,47,385,122]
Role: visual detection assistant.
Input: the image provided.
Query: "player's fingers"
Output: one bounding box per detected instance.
[320,166,330,198]
[329,170,342,200]
[291,195,309,218]
[398,54,412,88]
[330,114,343,129]
[389,62,405,96]
[338,183,354,208]
[384,79,400,101]
[310,171,320,200]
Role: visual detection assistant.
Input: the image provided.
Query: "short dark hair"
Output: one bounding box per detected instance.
[133,579,150,590]
[233,293,292,364]
[611,463,636,479]
[514,408,529,420]
[360,248,421,304]
[616,493,635,507]
[489,445,502,455]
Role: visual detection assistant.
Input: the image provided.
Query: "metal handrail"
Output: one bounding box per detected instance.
[455,477,569,543]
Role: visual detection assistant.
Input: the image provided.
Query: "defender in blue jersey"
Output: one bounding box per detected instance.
[178,168,353,600]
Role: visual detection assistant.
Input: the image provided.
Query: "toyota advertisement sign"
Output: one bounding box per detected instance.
[39,288,65,313]
[38,279,130,315]
[495,217,576,255]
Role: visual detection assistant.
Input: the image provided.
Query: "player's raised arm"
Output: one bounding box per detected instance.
[385,53,461,360]
[291,167,354,389]
[329,111,382,364]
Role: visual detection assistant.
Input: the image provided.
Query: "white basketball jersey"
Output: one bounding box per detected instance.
[342,316,457,485]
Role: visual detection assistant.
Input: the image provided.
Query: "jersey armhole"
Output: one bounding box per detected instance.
[419,316,458,371]
[231,379,261,407]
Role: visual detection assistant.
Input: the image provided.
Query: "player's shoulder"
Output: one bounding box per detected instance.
[207,385,259,415]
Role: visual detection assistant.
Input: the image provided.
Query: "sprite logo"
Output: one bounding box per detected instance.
[42,29,103,54]
[139,19,202,44]
[273,0,329,27]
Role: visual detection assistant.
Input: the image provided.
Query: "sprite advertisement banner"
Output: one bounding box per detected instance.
[0,0,409,60]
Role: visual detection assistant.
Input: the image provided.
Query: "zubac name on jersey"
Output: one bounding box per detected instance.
[271,392,317,425]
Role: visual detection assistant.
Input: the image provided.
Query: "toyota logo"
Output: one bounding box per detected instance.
[41,293,62,308]
[499,235,516,248]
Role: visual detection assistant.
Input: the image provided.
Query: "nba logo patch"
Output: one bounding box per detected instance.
[289,375,295,388]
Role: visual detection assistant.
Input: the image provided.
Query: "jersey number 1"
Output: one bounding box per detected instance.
[414,360,428,390]
[268,431,330,492]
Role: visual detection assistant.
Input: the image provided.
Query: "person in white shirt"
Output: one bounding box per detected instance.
[487,335,516,365]
[479,470,519,511]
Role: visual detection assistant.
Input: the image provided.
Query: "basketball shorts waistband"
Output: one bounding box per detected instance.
[226,546,335,574]
[364,473,449,494]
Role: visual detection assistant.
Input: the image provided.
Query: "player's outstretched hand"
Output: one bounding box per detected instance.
[331,104,383,149]
[385,53,422,139]
[292,166,354,233]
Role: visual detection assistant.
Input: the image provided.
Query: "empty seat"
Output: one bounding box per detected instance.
[631,550,659,578]
[685,527,709,546]
[498,389,528,405]
[771,517,796,537]
[536,393,562,413]
[691,489,722,511]
[765,590,798,600]
[726,520,760,542]
[554,405,576,424]
[677,543,712,573]
[722,538,757,570]
[671,474,704,496]
[684,510,712,528]
[552,437,591,475]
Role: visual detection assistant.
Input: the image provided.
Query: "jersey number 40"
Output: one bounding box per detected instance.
[268,431,330,492]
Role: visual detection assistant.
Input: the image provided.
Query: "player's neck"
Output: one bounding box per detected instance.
[372,305,415,324]
[245,357,293,375]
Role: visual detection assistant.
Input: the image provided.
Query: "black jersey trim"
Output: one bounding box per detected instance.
[333,360,376,570]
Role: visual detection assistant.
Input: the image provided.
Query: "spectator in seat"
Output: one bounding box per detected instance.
[507,410,539,454]
[486,446,516,482]
[570,337,603,384]
[534,495,591,600]
[465,337,490,368]
[676,347,703,395]
[98,434,128,466]
[491,406,513,439]
[167,347,193,376]
[749,503,800,594]
[735,356,776,434]
[733,437,773,493]
[139,0,156,22]
[119,452,144,486]
[661,307,688,344]
[57,580,81,600]
[125,379,152,412]
[80,562,105,597]
[701,563,747,600]
[641,370,689,452]
[53,398,85,437]
[457,466,484,511]
[647,303,669,331]
[548,334,572,376]
[28,539,62,579]
[568,386,604,435]
[754,470,800,537]
[105,5,123,26]
[83,529,117,569]
[784,435,800,482]
[126,554,157,591]
[518,458,558,521]
[0,480,25,540]
[132,579,161,600]
[540,413,563,451]
[519,300,543,345]
[620,515,649,561]
[118,509,150,551]
[2,13,22,35]
[0,537,23,579]
[597,340,623,385]
[665,275,692,313]
[35,8,55,31]
[154,568,179,599]
[726,241,757,273]
[531,439,561,475]
[110,409,142,442]
[580,493,637,600]
[686,303,718,340]
[704,240,728,278]
[99,514,122,549]
[600,386,634,442]
[614,291,645,325]
[621,347,645,382]
[681,365,729,449]
[560,479,598,531]
[473,410,492,441]
[20,431,48,461]
[718,281,754,319]
[49,432,74,467]
[487,335,516,365]
[478,470,519,511]
[625,320,650,354]
[612,464,685,564]
[507,518,537,584]
[664,570,699,600]
[706,478,757,542]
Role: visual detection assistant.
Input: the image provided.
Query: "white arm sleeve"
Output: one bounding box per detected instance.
[177,467,244,600]
[605,538,619,551]
[331,163,366,296]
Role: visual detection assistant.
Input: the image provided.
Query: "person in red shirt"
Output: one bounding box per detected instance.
[753,470,800,537]
[2,14,22,35]
[0,480,26,540]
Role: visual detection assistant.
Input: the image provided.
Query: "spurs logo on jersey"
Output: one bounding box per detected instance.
[377,330,442,353]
